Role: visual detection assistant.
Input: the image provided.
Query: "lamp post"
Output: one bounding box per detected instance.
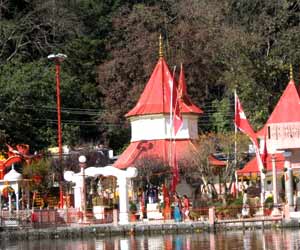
[48,53,67,208]
[79,155,87,222]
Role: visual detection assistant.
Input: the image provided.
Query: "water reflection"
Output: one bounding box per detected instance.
[4,229,300,250]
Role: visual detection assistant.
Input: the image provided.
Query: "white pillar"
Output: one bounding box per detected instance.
[80,165,87,221]
[260,174,265,208]
[118,177,129,224]
[73,186,82,209]
[272,155,278,205]
[8,194,11,213]
[271,155,281,216]
[284,155,294,211]
[26,189,30,209]
[16,191,19,211]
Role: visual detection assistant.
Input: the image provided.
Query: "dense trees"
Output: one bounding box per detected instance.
[1,0,300,152]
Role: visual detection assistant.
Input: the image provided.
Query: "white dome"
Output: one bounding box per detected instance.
[4,168,22,181]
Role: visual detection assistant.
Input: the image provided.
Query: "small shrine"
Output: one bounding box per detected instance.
[0,165,29,212]
[0,144,41,211]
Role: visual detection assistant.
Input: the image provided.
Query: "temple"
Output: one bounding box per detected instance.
[238,66,300,215]
[113,36,225,170]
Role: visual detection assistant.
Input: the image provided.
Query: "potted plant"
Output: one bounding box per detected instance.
[264,195,274,216]
[129,201,138,221]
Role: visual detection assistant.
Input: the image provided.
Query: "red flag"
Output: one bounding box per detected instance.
[261,134,268,168]
[234,93,265,174]
[172,65,184,135]
[234,95,257,145]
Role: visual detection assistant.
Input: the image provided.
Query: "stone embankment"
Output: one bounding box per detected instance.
[0,218,299,241]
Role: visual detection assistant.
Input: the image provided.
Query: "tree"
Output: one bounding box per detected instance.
[182,132,250,202]
[133,156,170,188]
[210,97,233,133]
[215,132,249,197]
[183,133,219,199]
[23,159,51,192]
[0,58,97,150]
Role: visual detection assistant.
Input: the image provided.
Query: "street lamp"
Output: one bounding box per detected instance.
[79,155,87,222]
[48,53,67,208]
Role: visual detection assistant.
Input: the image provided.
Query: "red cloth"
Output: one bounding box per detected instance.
[183,197,189,209]
[234,94,257,145]
[172,65,184,135]
[261,134,268,168]
[235,94,265,173]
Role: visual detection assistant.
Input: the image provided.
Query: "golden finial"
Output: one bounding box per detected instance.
[290,63,293,80]
[159,34,163,58]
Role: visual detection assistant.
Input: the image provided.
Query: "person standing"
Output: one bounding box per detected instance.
[182,194,190,221]
[173,194,182,222]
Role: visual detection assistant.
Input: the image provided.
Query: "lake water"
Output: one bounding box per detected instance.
[2,229,300,250]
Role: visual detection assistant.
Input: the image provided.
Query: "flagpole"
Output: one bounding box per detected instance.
[234,90,238,196]
[234,92,265,212]
[169,66,176,167]
[169,66,176,193]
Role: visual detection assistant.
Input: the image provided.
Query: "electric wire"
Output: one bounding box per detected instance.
[0,99,263,128]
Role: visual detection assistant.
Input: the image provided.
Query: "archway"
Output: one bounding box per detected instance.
[64,166,137,224]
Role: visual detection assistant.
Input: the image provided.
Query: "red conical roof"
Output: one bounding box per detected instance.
[126,59,203,117]
[257,79,300,137]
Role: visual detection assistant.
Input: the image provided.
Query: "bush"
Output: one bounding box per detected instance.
[129,201,137,213]
[264,196,274,209]
[229,196,243,207]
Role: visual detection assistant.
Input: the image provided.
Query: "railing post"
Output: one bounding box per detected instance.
[209,207,215,227]
[284,204,290,220]
[113,209,118,226]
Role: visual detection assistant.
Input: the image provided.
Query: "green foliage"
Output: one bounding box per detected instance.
[129,200,137,213]
[264,195,274,209]
[211,97,232,133]
[230,195,243,207]
[23,159,50,177]
[23,159,51,192]
[1,0,300,154]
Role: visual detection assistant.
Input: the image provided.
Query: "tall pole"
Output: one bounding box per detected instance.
[79,155,87,222]
[48,53,67,208]
[55,62,62,159]
[234,90,238,196]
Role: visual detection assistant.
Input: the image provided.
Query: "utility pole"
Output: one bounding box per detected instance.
[48,53,67,208]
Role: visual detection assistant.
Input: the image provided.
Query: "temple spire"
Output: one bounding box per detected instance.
[159,34,163,58]
[290,64,293,80]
